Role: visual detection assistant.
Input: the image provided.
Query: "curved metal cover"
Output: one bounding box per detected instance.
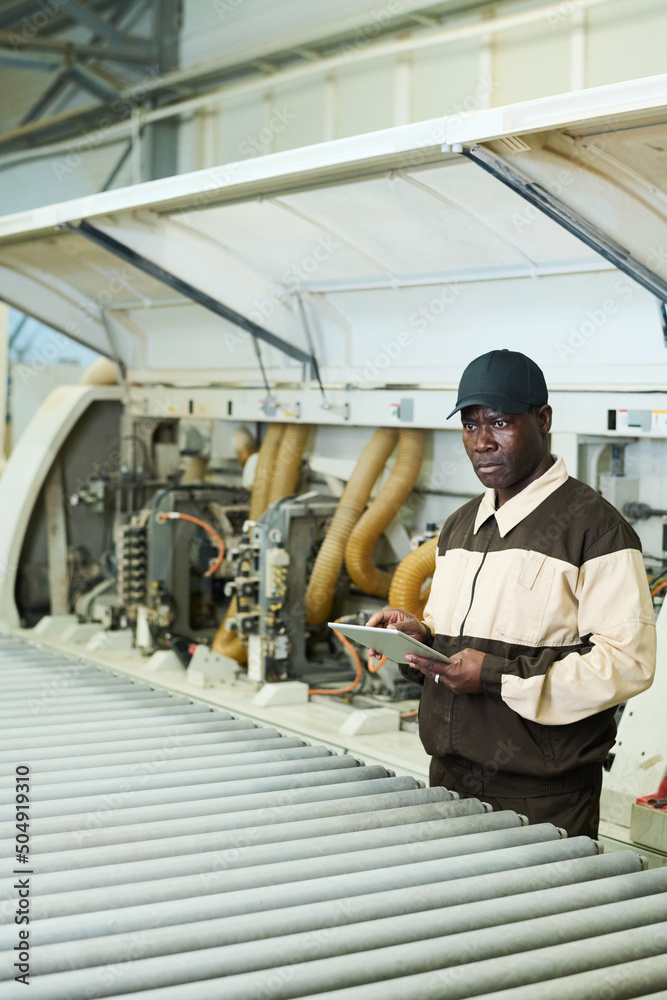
[0,75,664,377]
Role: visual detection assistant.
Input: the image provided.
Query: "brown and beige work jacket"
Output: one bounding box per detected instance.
[414,456,656,795]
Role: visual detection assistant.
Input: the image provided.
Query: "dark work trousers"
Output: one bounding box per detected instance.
[431,755,604,840]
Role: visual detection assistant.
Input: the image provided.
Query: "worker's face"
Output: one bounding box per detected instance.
[461,404,552,492]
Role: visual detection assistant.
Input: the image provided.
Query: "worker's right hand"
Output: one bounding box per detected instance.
[365,608,429,658]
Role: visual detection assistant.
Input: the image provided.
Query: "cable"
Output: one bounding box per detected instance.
[400,708,419,718]
[156,512,225,577]
[367,654,387,674]
[308,627,363,696]
[651,579,667,598]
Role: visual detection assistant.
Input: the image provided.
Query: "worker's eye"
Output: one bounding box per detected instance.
[463,423,475,431]
[494,420,506,428]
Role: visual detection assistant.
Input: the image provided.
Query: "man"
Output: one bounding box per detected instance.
[368,349,655,837]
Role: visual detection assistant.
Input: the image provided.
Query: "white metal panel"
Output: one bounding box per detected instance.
[0,143,131,217]
[0,385,122,628]
[336,59,396,137]
[0,78,665,379]
[411,39,486,121]
[180,0,439,71]
[493,20,572,106]
[586,0,667,88]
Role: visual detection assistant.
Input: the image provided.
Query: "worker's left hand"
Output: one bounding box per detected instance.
[404,647,485,694]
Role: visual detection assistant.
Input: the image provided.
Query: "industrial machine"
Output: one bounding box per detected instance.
[1,75,667,872]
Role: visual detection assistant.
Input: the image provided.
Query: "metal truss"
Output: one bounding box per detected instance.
[0,0,174,169]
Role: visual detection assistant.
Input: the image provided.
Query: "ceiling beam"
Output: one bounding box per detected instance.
[0,32,154,63]
[0,0,120,34]
[65,0,134,46]
[70,62,124,100]
[69,220,318,371]
[0,46,59,70]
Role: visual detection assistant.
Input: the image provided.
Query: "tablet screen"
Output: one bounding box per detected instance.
[328,622,451,665]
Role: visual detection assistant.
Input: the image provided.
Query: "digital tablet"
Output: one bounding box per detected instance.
[328,622,451,665]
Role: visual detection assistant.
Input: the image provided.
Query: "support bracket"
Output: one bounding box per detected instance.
[461,144,667,306]
[69,220,319,374]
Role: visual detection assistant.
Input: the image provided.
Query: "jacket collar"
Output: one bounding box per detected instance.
[473,455,568,538]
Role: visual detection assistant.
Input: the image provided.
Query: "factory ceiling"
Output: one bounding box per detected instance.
[0,75,665,378]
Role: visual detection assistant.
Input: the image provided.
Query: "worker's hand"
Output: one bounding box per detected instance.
[365,608,429,659]
[405,647,485,694]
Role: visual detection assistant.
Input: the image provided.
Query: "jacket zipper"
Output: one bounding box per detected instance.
[448,518,497,755]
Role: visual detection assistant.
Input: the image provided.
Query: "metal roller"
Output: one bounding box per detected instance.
[6,754,366,825]
[276,920,667,1000]
[6,824,564,923]
[0,837,595,951]
[0,701,202,728]
[0,735,312,782]
[6,887,667,999]
[469,956,667,999]
[0,725,281,774]
[0,694,187,718]
[6,856,652,982]
[2,797,482,872]
[0,770,414,842]
[0,710,231,750]
[0,811,522,898]
[0,636,665,1000]
[0,744,335,805]
[30,910,666,1000]
[10,781,437,855]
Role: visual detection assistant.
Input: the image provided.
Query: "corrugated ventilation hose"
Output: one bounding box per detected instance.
[181,456,209,484]
[267,424,311,505]
[233,426,258,468]
[305,428,399,625]
[345,428,426,598]
[388,535,438,620]
[249,423,285,521]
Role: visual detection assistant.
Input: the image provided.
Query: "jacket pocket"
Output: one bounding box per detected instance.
[498,550,555,645]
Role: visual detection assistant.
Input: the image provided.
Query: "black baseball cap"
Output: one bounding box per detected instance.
[447,349,548,419]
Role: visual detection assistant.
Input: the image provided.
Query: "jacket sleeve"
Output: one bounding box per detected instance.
[480,530,656,725]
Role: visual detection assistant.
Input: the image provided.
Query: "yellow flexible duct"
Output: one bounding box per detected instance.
[181,456,209,484]
[305,427,399,625]
[388,535,438,620]
[211,595,246,662]
[344,427,426,599]
[233,426,258,468]
[267,424,311,505]
[249,423,285,521]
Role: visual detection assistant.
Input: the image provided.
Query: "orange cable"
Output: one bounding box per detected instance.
[157,512,225,577]
[367,654,387,674]
[400,708,419,718]
[651,579,667,598]
[309,628,363,696]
